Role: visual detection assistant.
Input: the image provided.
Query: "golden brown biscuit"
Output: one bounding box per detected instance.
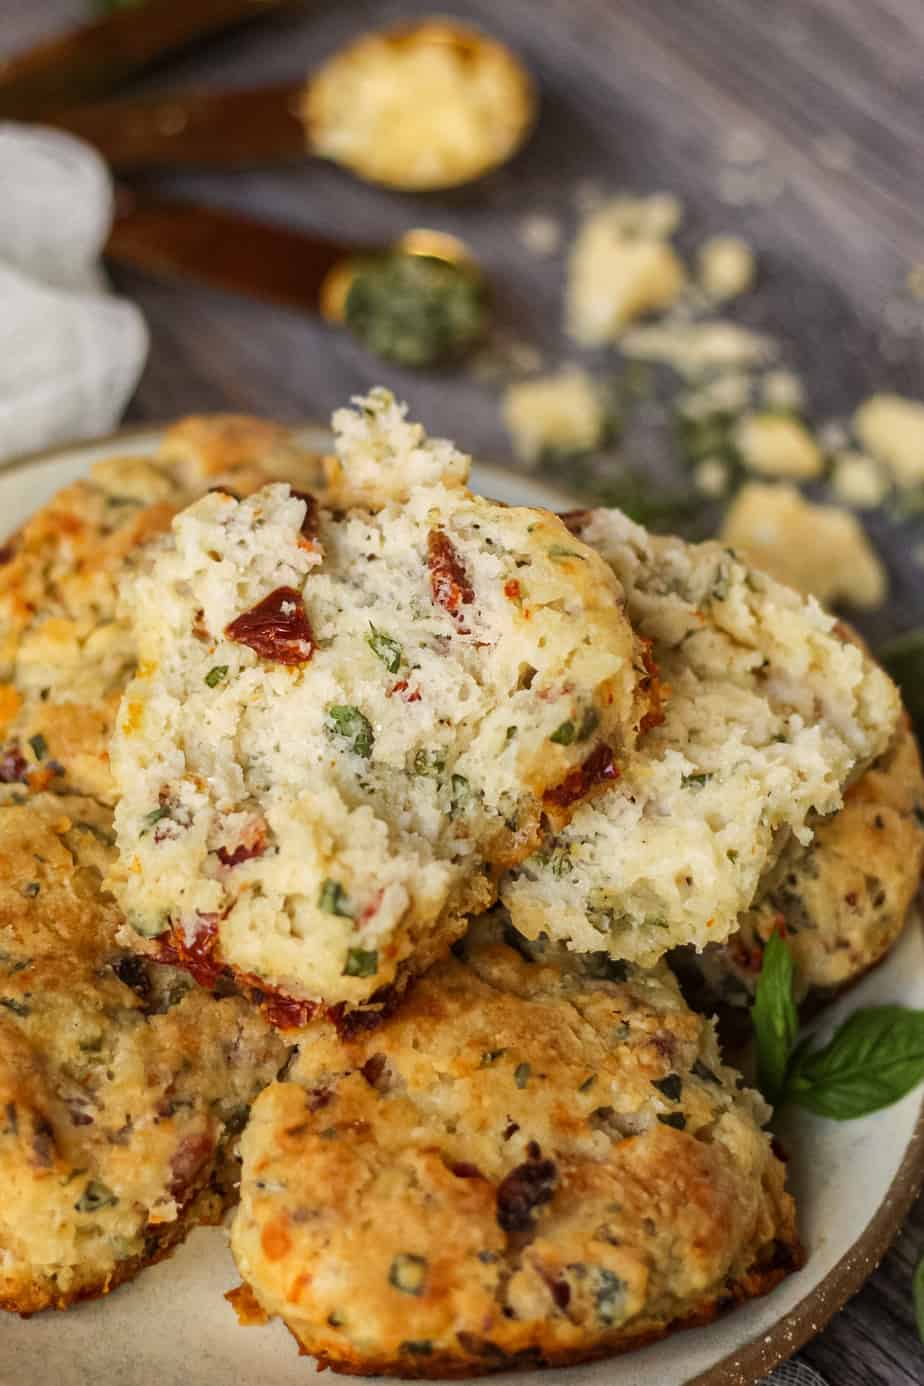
[230,916,800,1376]
[681,717,924,1007]
[0,788,287,1312]
[0,417,324,803]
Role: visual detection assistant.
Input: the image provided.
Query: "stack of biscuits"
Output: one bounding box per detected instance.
[0,391,920,1376]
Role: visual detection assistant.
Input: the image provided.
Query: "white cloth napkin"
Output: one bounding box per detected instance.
[0,124,148,461]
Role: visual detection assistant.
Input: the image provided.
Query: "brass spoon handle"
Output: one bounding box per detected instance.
[106,194,356,315]
[0,0,304,122]
[48,82,308,171]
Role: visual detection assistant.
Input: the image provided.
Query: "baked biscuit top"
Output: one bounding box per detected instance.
[0,788,286,1313]
[0,416,326,804]
[502,507,902,966]
[110,394,653,1010]
[229,914,799,1375]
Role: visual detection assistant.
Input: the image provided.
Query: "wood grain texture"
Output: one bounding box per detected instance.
[2,2,924,1381]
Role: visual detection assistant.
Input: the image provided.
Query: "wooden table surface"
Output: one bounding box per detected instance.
[4,2,924,1382]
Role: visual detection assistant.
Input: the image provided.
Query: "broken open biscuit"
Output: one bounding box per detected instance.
[501,507,901,966]
[110,393,654,1015]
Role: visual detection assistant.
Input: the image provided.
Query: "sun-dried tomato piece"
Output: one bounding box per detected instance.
[496,1148,557,1232]
[154,915,226,990]
[427,529,474,622]
[225,586,314,665]
[543,743,619,811]
[388,680,421,703]
[0,744,27,784]
[503,578,521,601]
[291,490,320,542]
[216,817,267,867]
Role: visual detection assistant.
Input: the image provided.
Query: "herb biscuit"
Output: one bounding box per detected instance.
[110,394,653,1015]
[0,416,325,804]
[228,914,800,1377]
[501,507,901,966]
[0,788,287,1313]
[687,716,924,1006]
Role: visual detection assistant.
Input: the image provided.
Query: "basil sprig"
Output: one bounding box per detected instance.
[750,932,798,1106]
[786,1007,924,1119]
[752,935,924,1119]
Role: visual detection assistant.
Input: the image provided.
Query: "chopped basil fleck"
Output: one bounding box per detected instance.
[388,1252,428,1295]
[401,1341,433,1357]
[28,733,47,761]
[75,1179,118,1213]
[652,1074,683,1102]
[326,705,374,758]
[343,947,378,978]
[367,626,402,673]
[682,771,711,789]
[318,879,353,918]
[577,707,600,741]
[506,726,518,741]
[140,806,171,834]
[578,1074,597,1093]
[414,748,446,777]
[514,1062,531,1089]
[594,1268,627,1325]
[656,1112,687,1130]
[0,997,29,1017]
[204,665,228,688]
[550,721,576,746]
[23,882,40,898]
[449,773,470,815]
[480,1048,507,1067]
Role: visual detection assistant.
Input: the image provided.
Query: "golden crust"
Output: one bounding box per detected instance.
[0,417,324,803]
[231,917,800,1374]
[0,788,287,1314]
[690,716,924,1006]
[268,1249,798,1378]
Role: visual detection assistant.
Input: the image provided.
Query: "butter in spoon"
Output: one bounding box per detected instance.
[48,18,536,191]
[105,196,488,367]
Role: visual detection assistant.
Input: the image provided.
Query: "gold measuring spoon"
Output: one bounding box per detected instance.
[106,195,489,367]
[49,18,537,191]
[0,0,304,121]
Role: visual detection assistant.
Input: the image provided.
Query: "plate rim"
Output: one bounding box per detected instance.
[3,422,924,1386]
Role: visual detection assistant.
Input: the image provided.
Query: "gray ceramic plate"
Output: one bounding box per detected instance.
[0,428,922,1386]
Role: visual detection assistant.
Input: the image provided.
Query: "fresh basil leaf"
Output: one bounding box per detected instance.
[914,1251,924,1343]
[751,932,798,1106]
[785,1005,924,1119]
